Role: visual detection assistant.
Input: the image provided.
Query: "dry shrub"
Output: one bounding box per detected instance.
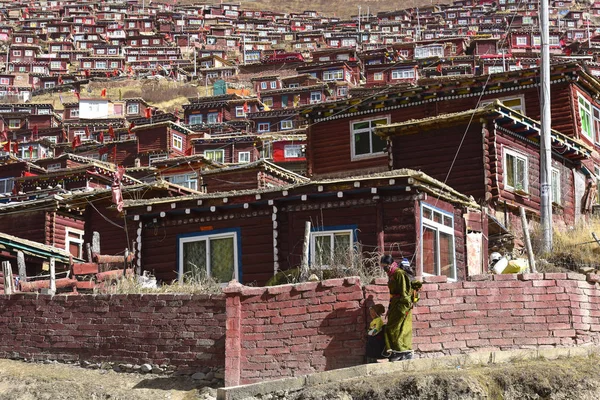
[140,81,199,103]
[543,217,600,271]
[106,270,222,295]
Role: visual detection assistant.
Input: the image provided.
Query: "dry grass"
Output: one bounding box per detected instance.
[534,217,600,272]
[189,0,442,18]
[30,80,207,113]
[106,271,223,295]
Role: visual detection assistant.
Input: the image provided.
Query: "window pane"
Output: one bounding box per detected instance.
[433,212,443,224]
[354,131,372,155]
[183,240,207,276]
[333,233,351,261]
[439,232,455,280]
[423,207,432,220]
[314,235,332,266]
[353,121,369,130]
[506,154,515,188]
[443,215,453,227]
[422,226,437,275]
[516,157,526,190]
[371,132,387,153]
[210,237,235,283]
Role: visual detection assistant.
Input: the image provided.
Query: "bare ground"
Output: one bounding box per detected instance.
[0,359,215,400]
[282,355,600,400]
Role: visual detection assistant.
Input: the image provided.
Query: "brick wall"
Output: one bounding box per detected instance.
[0,293,226,369]
[223,278,365,386]
[3,273,600,387]
[225,272,600,386]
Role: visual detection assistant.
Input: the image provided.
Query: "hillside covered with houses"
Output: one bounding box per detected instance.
[1,0,600,291]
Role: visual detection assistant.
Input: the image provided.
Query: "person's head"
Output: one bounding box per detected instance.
[380,255,394,272]
[369,304,385,319]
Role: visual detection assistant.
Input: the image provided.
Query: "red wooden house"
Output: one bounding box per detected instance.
[131,121,196,166]
[377,102,593,243]
[191,134,259,164]
[123,169,480,284]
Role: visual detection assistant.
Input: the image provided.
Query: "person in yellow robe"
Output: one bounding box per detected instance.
[381,255,414,362]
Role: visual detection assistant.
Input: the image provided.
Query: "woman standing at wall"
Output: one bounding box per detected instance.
[380,255,416,361]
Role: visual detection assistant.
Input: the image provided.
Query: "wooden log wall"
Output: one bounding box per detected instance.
[202,169,259,193]
[307,82,576,179]
[277,199,380,270]
[50,213,85,251]
[84,203,137,257]
[0,210,46,244]
[391,123,486,202]
[141,210,274,285]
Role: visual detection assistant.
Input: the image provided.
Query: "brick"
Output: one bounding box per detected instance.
[293,282,319,292]
[336,291,363,302]
[452,289,476,297]
[566,273,587,281]
[319,278,345,288]
[420,283,438,292]
[518,273,544,281]
[532,280,556,287]
[553,329,576,337]
[467,274,491,281]
[423,275,448,283]
[442,340,467,349]
[492,274,518,281]
[417,343,443,352]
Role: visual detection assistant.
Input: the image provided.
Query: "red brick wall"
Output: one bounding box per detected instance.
[0,293,226,369]
[223,278,365,386]
[225,272,600,386]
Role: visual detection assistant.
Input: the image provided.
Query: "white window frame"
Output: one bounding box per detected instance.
[207,113,219,124]
[65,227,84,259]
[178,230,239,283]
[172,134,183,151]
[235,106,245,117]
[503,148,529,193]
[126,103,139,115]
[46,163,61,171]
[166,173,197,190]
[480,95,526,114]
[189,114,203,125]
[257,122,270,132]
[350,115,390,160]
[204,149,225,163]
[238,151,250,163]
[284,144,302,158]
[280,120,294,130]
[310,229,353,268]
[323,69,343,81]
[516,36,527,46]
[373,72,383,81]
[310,92,322,104]
[579,95,594,141]
[551,168,561,205]
[420,204,456,281]
[260,82,267,90]
[262,98,273,108]
[8,119,20,129]
[149,152,168,165]
[391,69,415,79]
[0,178,14,194]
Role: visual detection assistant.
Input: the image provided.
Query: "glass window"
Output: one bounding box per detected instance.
[66,228,84,259]
[166,173,197,190]
[149,152,168,164]
[480,95,525,114]
[374,72,383,81]
[172,134,183,151]
[179,231,239,283]
[421,204,455,280]
[189,114,203,125]
[391,69,415,79]
[238,151,250,163]
[126,103,139,114]
[284,144,302,158]
[351,117,389,159]
[207,113,219,124]
[204,149,225,163]
[310,92,322,104]
[504,148,528,193]
[579,95,594,140]
[310,229,353,268]
[257,122,270,132]
[551,168,561,205]
[280,120,293,130]
[0,178,14,194]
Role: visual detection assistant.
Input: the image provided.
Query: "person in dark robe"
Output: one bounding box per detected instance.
[380,255,414,362]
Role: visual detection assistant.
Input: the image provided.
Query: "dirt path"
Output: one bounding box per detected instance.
[0,359,215,400]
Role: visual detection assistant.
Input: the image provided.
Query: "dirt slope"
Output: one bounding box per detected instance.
[286,355,600,400]
[0,359,214,400]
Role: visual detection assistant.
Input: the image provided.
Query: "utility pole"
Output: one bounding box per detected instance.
[540,0,552,253]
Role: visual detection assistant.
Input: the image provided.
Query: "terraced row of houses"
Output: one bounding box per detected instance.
[1,0,600,289]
